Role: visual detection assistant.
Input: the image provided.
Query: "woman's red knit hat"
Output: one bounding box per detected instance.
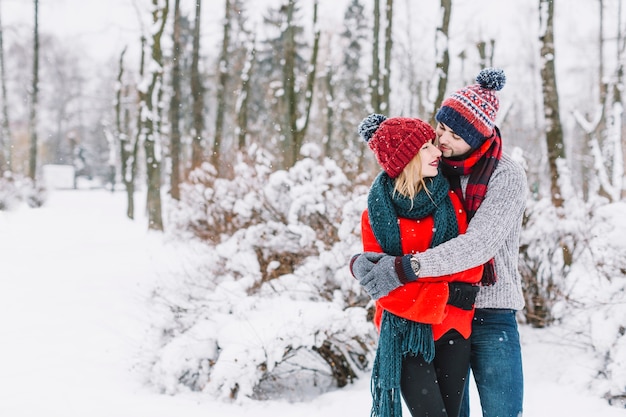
[358,114,436,178]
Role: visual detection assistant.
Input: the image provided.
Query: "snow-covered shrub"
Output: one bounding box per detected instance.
[519,196,586,327]
[570,202,626,406]
[0,171,47,210]
[521,196,626,405]
[167,146,273,242]
[155,145,376,401]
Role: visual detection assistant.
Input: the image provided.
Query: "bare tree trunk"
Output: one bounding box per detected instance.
[125,38,148,220]
[432,0,451,120]
[169,0,182,200]
[281,0,319,169]
[599,0,608,107]
[381,0,393,113]
[292,0,320,163]
[614,0,626,199]
[282,0,297,168]
[324,63,334,157]
[0,1,12,172]
[539,0,566,209]
[370,0,381,113]
[476,39,495,69]
[28,0,39,180]
[115,46,136,218]
[211,0,231,173]
[571,0,621,202]
[237,41,255,151]
[127,82,139,219]
[190,0,204,173]
[140,0,169,231]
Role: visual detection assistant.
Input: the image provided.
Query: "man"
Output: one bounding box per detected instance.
[351,68,527,417]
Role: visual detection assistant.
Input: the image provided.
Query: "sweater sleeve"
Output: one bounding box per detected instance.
[416,156,527,277]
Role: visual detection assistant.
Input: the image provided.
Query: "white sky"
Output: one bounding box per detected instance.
[2,0,141,62]
[1,0,351,67]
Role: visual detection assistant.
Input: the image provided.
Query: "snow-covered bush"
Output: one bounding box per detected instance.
[569,202,626,406]
[154,145,376,401]
[167,145,273,243]
[157,144,626,406]
[520,195,626,405]
[0,171,47,210]
[519,196,587,327]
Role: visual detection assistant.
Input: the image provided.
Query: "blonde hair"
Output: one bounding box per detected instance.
[394,155,429,200]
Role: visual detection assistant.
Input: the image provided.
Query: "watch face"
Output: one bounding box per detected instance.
[410,257,420,273]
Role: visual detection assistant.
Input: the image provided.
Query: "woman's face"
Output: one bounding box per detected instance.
[419,139,442,178]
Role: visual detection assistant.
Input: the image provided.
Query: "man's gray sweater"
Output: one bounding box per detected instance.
[416,153,527,310]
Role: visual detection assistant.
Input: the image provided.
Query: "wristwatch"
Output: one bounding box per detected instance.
[410,256,421,276]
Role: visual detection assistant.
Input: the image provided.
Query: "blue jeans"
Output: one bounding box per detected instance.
[460,309,523,417]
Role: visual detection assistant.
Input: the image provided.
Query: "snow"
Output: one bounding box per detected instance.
[0,189,624,416]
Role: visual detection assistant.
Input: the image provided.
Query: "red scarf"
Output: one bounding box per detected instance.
[440,127,502,285]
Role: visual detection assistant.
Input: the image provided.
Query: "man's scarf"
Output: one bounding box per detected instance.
[366,171,459,417]
[440,126,503,286]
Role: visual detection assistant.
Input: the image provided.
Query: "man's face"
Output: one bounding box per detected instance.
[435,122,472,158]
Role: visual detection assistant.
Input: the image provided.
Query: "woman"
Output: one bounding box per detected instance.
[351,114,483,417]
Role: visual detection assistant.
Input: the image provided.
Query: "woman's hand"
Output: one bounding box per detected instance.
[349,252,418,299]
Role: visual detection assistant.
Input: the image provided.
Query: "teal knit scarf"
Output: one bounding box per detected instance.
[367,170,459,417]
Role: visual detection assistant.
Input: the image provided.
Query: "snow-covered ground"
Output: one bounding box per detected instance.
[0,189,623,417]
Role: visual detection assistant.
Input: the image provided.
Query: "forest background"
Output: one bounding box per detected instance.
[1,0,625,409]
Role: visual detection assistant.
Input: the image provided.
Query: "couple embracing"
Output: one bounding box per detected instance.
[350,68,526,417]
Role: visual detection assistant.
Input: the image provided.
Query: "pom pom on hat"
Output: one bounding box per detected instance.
[476,67,506,91]
[358,114,436,178]
[435,67,506,149]
[358,113,387,142]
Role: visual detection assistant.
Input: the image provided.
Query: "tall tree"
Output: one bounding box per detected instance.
[28,0,39,180]
[263,0,319,168]
[236,39,255,151]
[291,0,320,166]
[139,0,169,231]
[370,0,393,114]
[381,0,393,112]
[281,0,299,167]
[476,38,495,69]
[115,46,139,217]
[126,38,148,220]
[572,0,611,201]
[370,0,381,113]
[611,0,625,201]
[190,0,204,173]
[340,0,368,100]
[211,0,232,173]
[0,0,11,173]
[573,0,626,202]
[432,0,451,120]
[332,0,369,174]
[539,0,566,209]
[170,0,182,200]
[323,63,334,156]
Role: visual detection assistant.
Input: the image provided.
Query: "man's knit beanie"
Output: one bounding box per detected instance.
[435,67,506,149]
[358,114,436,178]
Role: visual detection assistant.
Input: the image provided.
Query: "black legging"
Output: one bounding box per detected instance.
[400,329,471,417]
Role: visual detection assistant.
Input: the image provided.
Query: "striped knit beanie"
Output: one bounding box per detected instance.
[358,114,436,178]
[435,68,506,149]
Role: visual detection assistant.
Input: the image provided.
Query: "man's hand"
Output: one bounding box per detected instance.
[349,252,417,300]
[447,282,480,310]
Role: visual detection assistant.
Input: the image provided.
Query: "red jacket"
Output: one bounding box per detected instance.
[361,190,483,340]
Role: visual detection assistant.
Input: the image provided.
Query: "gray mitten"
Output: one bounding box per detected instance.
[349,252,418,300]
